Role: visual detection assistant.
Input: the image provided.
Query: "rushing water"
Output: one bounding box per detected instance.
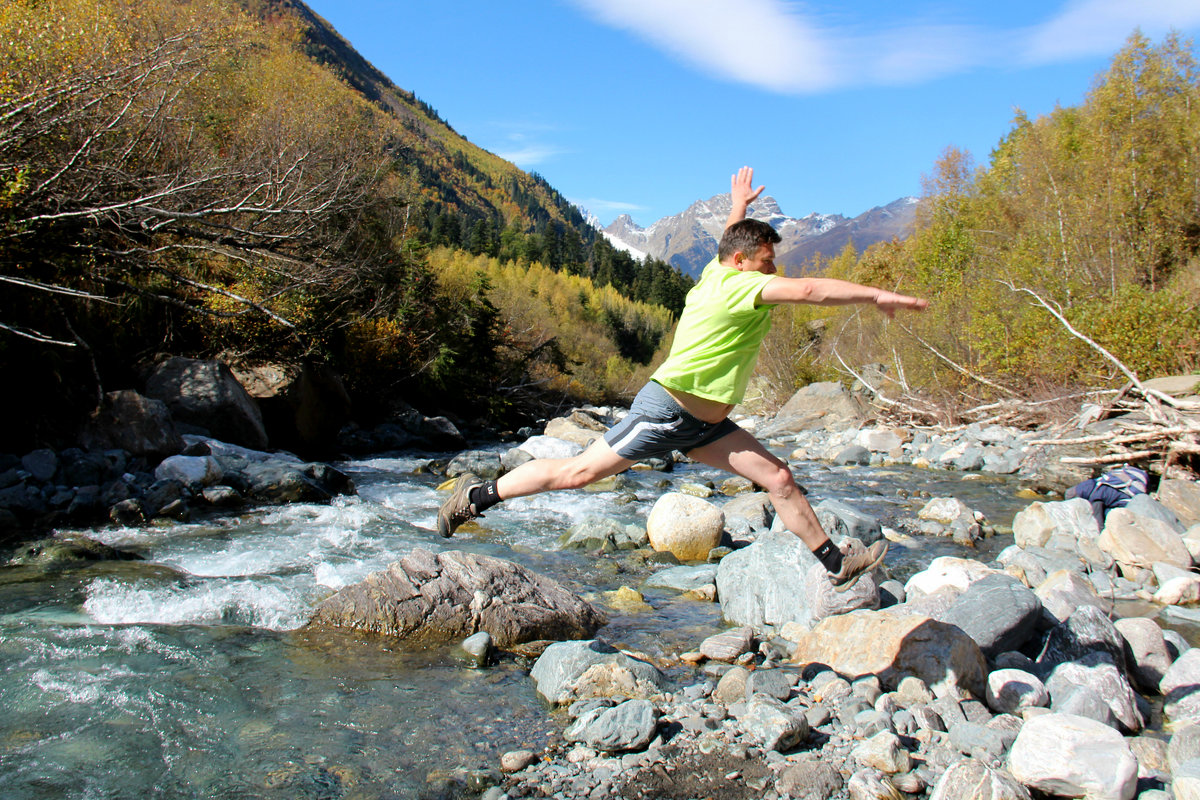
[0,446,1045,798]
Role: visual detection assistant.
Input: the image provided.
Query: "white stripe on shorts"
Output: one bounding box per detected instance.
[606,418,676,457]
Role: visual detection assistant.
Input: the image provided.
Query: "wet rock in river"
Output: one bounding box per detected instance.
[646,492,723,562]
[8,534,142,568]
[307,548,606,647]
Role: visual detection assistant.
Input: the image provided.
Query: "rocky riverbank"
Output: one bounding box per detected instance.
[306,380,1200,800]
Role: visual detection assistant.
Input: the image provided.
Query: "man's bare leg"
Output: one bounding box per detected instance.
[496,439,635,499]
[439,440,633,536]
[686,426,886,589]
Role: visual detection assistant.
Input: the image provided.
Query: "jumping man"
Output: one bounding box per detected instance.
[438,167,929,591]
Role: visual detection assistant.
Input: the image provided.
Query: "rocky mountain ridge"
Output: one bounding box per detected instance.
[602,194,917,277]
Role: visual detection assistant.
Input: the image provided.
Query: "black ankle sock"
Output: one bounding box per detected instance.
[813,540,843,573]
[468,481,502,513]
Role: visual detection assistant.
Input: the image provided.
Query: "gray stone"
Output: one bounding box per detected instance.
[1168,723,1200,772]
[947,721,1016,760]
[815,499,883,545]
[528,639,665,706]
[745,668,793,702]
[852,730,912,773]
[1115,617,1174,694]
[644,565,717,593]
[461,631,493,668]
[935,574,1040,658]
[145,357,267,449]
[720,492,773,536]
[564,699,658,753]
[777,756,844,799]
[739,694,808,752]
[446,450,504,480]
[1012,498,1099,552]
[1008,713,1137,800]
[761,382,868,436]
[833,445,871,466]
[20,448,58,482]
[984,669,1047,714]
[1125,493,1186,533]
[7,534,142,568]
[1161,648,1200,723]
[1047,655,1143,733]
[79,390,184,458]
[699,626,754,662]
[154,455,223,488]
[1035,569,1111,626]
[716,530,816,630]
[1176,758,1200,800]
[1157,478,1200,528]
[561,517,646,553]
[713,666,750,704]
[927,760,1030,800]
[1036,603,1126,676]
[514,435,582,460]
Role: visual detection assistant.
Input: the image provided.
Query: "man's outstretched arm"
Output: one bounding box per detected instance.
[759,276,929,318]
[725,166,764,229]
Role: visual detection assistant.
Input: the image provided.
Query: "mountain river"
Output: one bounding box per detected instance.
[0,443,1123,798]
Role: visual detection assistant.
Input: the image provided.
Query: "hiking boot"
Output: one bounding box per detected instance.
[830,539,888,592]
[437,473,483,538]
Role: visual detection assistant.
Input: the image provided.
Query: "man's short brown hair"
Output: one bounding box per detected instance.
[718,219,781,262]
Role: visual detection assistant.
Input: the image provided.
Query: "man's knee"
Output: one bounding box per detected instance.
[763,465,798,498]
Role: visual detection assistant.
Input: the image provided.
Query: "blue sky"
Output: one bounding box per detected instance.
[302,1,1200,227]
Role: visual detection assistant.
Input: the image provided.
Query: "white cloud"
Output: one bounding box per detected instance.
[568,0,837,91]
[566,0,1200,93]
[1025,0,1200,63]
[574,197,648,215]
[491,127,568,168]
[495,143,567,167]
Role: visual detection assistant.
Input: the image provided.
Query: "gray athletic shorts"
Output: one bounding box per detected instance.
[603,381,740,461]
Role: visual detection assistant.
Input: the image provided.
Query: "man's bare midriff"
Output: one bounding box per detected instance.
[660,385,734,424]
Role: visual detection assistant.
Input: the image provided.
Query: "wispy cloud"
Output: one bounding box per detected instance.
[490,127,568,168]
[566,0,1200,93]
[1026,0,1200,63]
[573,197,649,217]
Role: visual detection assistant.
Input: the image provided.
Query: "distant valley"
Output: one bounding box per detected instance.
[597,194,917,277]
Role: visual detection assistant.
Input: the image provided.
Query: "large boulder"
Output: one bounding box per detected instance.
[789,609,988,699]
[145,357,268,449]
[1012,498,1099,552]
[307,549,606,647]
[1098,507,1192,571]
[717,530,877,631]
[1157,479,1200,528]
[646,493,723,561]
[231,361,351,458]
[1007,713,1137,800]
[760,382,868,436]
[543,410,609,448]
[933,574,1041,658]
[78,390,183,458]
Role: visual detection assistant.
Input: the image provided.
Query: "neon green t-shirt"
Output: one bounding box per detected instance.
[651,257,776,404]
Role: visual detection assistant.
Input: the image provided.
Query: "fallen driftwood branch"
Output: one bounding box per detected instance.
[995,282,1198,477]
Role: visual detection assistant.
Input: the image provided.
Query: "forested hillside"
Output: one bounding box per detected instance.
[0,0,690,452]
[763,32,1199,418]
